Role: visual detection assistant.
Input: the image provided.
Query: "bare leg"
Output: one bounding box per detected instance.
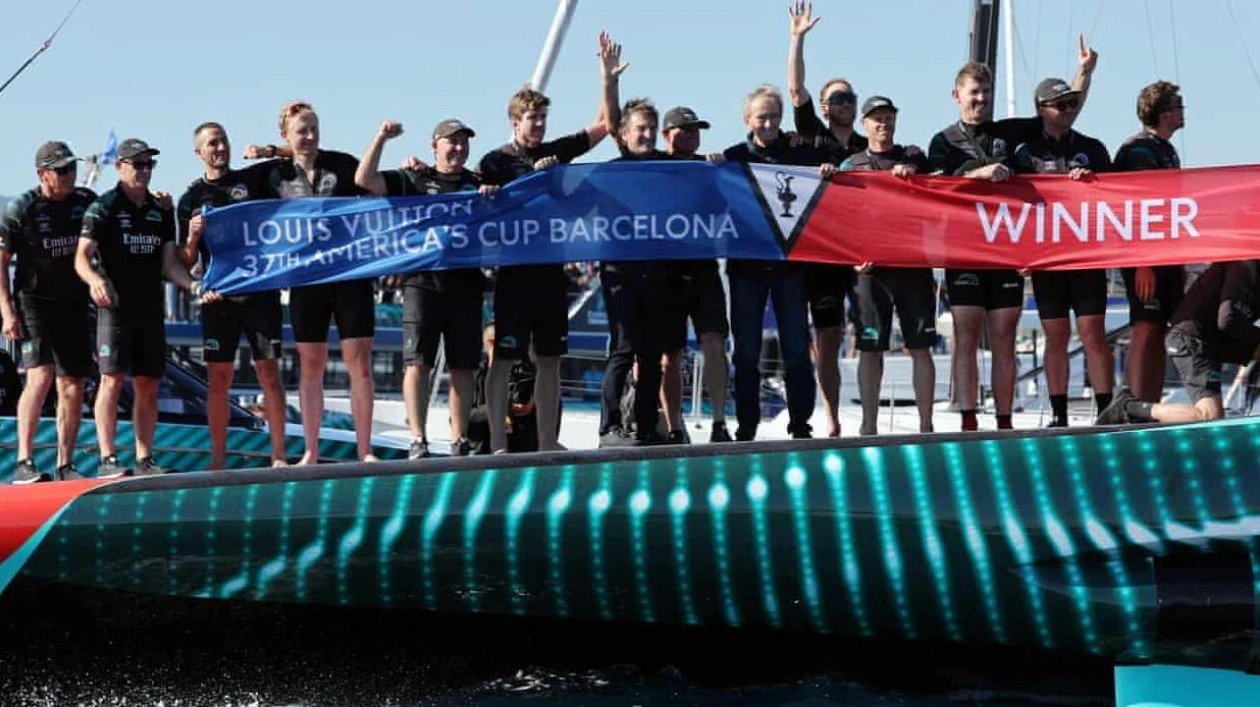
[950,306,984,411]
[449,368,474,440]
[486,358,513,453]
[1127,321,1166,402]
[1042,318,1072,396]
[1077,314,1114,398]
[55,376,84,468]
[295,342,328,465]
[858,350,883,435]
[95,373,125,459]
[987,307,1021,416]
[813,325,843,437]
[206,361,235,469]
[402,363,429,440]
[132,375,159,460]
[910,347,936,432]
[1150,395,1224,423]
[700,332,728,425]
[341,336,376,461]
[17,365,53,460]
[534,354,564,451]
[254,358,289,466]
[661,350,683,433]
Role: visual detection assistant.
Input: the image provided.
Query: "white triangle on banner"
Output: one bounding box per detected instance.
[745,163,828,253]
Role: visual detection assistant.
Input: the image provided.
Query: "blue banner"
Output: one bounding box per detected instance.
[202,161,810,295]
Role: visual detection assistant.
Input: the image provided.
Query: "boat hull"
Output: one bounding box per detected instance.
[2,420,1257,671]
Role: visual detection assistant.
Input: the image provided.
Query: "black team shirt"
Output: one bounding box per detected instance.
[792,97,868,164]
[928,117,1042,175]
[266,150,364,199]
[80,186,176,317]
[1009,128,1112,175]
[379,166,485,292]
[0,186,97,301]
[176,162,275,304]
[1171,260,1260,360]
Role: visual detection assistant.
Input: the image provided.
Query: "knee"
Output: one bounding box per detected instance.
[57,377,84,399]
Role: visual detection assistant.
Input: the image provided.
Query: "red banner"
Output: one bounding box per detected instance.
[789,164,1260,270]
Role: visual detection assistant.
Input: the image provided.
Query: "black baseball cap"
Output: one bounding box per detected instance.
[432,118,475,141]
[661,106,711,132]
[35,141,79,169]
[1034,78,1081,105]
[116,138,160,162]
[860,96,898,118]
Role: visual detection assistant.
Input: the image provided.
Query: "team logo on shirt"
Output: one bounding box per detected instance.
[229,184,249,201]
[146,210,164,222]
[318,173,338,194]
[117,214,132,230]
[204,338,220,351]
[745,164,827,254]
[1072,153,1091,168]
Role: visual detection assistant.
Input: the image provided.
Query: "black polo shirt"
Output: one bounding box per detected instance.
[791,97,869,164]
[839,145,932,173]
[1009,129,1112,174]
[1171,260,1260,358]
[1113,131,1180,171]
[177,162,276,261]
[80,186,177,317]
[478,130,595,187]
[265,150,365,198]
[0,186,96,301]
[928,116,1041,176]
[380,166,485,291]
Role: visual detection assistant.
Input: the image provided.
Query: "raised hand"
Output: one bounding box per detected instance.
[598,31,629,80]
[378,120,404,141]
[1077,33,1098,74]
[789,1,820,36]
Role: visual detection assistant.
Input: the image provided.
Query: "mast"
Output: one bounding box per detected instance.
[968,0,1018,116]
[529,0,579,93]
[1002,0,1017,117]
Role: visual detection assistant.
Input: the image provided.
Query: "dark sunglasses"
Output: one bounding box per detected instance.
[826,92,857,106]
[51,164,76,176]
[127,160,157,170]
[1045,98,1080,111]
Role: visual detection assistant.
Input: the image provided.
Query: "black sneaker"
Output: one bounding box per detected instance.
[12,458,50,484]
[788,422,813,440]
[56,464,85,481]
[135,457,170,476]
[1095,389,1135,426]
[709,422,733,443]
[666,429,688,445]
[451,437,472,457]
[409,438,430,460]
[599,427,638,448]
[97,455,131,479]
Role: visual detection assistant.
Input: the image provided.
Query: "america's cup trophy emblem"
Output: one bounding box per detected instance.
[774,171,797,218]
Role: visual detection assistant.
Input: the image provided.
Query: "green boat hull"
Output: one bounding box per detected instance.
[3,419,1258,671]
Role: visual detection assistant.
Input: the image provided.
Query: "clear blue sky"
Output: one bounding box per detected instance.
[1,0,1259,197]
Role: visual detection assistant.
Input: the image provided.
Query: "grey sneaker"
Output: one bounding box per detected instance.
[56,464,85,481]
[135,457,170,476]
[451,437,472,457]
[409,438,430,460]
[12,458,50,484]
[97,455,131,479]
[1095,389,1135,426]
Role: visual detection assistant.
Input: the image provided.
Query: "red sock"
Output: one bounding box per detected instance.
[996,414,1013,430]
[961,409,978,431]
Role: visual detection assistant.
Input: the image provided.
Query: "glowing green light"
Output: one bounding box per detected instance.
[784,453,826,633]
[745,456,781,628]
[823,452,871,637]
[377,475,416,606]
[588,464,615,621]
[629,462,657,623]
[506,468,536,615]
[707,459,740,627]
[421,472,457,609]
[903,445,960,642]
[463,471,497,613]
[546,466,575,617]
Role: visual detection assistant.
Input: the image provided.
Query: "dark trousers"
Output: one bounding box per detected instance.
[599,265,665,437]
[728,263,815,437]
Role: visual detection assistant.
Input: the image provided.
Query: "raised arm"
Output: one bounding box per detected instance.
[591,31,628,142]
[787,1,821,108]
[1071,33,1099,108]
[356,120,404,196]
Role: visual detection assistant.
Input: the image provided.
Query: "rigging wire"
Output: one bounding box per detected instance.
[1065,0,1076,77]
[0,0,88,98]
[1085,0,1107,48]
[1143,0,1161,76]
[1223,0,1260,95]
[1169,0,1186,158]
[1032,0,1043,83]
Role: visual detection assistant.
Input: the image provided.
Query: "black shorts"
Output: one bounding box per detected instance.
[201,293,283,364]
[946,269,1024,311]
[493,265,568,359]
[97,308,166,378]
[1164,322,1250,403]
[807,263,856,329]
[1031,270,1108,321]
[853,267,938,352]
[17,295,92,377]
[1122,266,1186,325]
[403,283,484,370]
[663,262,727,351]
[290,279,376,343]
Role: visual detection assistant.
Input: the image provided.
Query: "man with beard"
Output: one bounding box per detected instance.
[786,1,866,436]
[477,32,621,453]
[1,142,97,482]
[177,122,288,469]
[76,139,204,477]
[355,117,498,458]
[838,97,935,436]
[1111,81,1187,404]
[1009,78,1114,428]
[929,37,1098,432]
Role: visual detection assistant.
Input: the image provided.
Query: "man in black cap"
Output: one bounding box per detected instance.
[659,106,732,443]
[1009,78,1114,428]
[176,122,288,469]
[76,138,205,477]
[839,96,936,436]
[356,116,497,458]
[929,36,1097,433]
[0,142,97,482]
[1112,81,1187,405]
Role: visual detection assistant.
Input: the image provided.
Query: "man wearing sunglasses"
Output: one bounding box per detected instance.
[0,142,98,482]
[786,1,869,437]
[1010,79,1114,428]
[76,138,205,477]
